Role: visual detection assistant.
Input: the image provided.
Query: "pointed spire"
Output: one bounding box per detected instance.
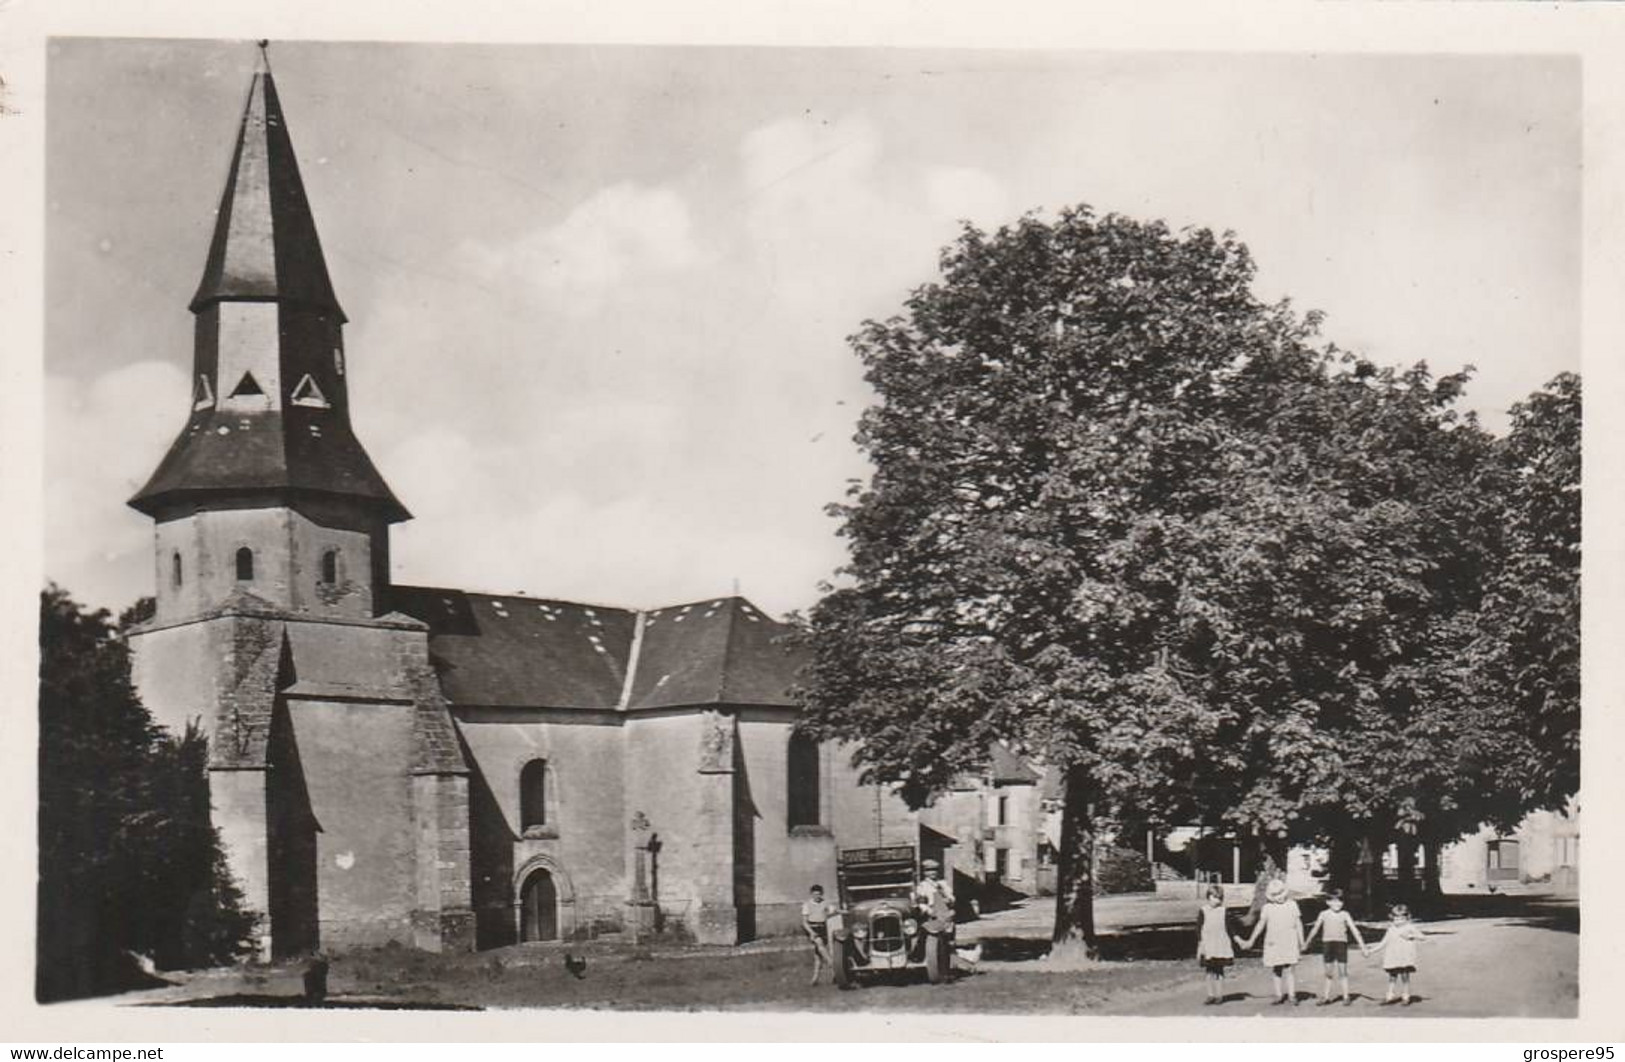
[190,42,345,320]
[130,47,406,523]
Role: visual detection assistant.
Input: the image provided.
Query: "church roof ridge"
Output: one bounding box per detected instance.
[394,584,786,623]
[394,583,639,616]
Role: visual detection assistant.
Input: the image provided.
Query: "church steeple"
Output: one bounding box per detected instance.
[189,42,343,320]
[132,44,407,625]
[130,44,407,524]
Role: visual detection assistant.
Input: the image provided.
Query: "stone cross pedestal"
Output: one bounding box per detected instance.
[626,811,658,940]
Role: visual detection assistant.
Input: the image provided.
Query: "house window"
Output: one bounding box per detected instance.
[320,548,339,585]
[787,732,821,828]
[520,760,549,830]
[235,546,254,581]
[171,551,183,588]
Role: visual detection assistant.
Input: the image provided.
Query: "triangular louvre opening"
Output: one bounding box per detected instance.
[229,372,265,398]
[193,375,216,410]
[290,373,329,409]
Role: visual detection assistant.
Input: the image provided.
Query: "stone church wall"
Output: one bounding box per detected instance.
[456,711,627,946]
[129,619,222,738]
[286,698,418,948]
[622,711,722,938]
[735,711,836,938]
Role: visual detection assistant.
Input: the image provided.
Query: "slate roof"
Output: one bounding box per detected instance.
[628,597,805,710]
[129,55,407,522]
[388,587,807,711]
[191,60,343,318]
[130,406,409,520]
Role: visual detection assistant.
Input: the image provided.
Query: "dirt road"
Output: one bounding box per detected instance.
[102,893,1576,1017]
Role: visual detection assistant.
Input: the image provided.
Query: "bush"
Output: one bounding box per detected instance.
[1095,847,1155,895]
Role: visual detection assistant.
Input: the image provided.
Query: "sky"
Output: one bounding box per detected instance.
[45,39,1581,618]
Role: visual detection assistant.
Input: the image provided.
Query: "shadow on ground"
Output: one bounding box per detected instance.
[976,892,1576,966]
[979,925,1193,962]
[156,994,480,1010]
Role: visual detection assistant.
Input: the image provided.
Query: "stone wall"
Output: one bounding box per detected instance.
[287,698,417,948]
[735,711,836,936]
[151,501,384,625]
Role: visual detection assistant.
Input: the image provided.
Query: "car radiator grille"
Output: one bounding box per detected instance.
[870,914,905,954]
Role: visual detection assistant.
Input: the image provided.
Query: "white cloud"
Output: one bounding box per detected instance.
[923,166,1010,229]
[741,113,883,196]
[46,360,190,608]
[458,181,700,313]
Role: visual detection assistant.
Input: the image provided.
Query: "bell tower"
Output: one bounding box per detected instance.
[125,45,472,958]
[129,43,408,625]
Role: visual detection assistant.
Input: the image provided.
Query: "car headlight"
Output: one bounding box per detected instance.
[854,926,868,939]
[903,918,919,935]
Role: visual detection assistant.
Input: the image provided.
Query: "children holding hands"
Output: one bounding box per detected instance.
[1195,886,1235,1005]
[1368,903,1424,1006]
[1303,889,1368,1005]
[1233,878,1305,1005]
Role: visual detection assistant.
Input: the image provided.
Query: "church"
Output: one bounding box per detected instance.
[123,50,1021,958]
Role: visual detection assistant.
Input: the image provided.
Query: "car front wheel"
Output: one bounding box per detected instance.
[832,939,854,990]
[925,934,947,984]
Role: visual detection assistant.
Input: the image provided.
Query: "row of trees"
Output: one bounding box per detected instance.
[795,208,1580,951]
[38,587,255,1001]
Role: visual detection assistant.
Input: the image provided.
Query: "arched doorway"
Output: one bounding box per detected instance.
[520,868,559,942]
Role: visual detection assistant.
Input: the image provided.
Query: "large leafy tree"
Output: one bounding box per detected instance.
[797,208,1504,950]
[38,586,255,1001]
[1453,373,1581,824]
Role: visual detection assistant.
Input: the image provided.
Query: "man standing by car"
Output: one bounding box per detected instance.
[802,883,836,985]
[913,859,954,922]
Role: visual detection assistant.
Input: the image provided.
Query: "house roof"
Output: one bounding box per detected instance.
[388,587,806,712]
[988,742,1041,785]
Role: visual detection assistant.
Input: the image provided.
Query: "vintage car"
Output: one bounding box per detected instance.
[829,845,954,986]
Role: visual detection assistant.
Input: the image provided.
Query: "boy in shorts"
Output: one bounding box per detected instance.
[802,884,835,985]
[1303,889,1369,1005]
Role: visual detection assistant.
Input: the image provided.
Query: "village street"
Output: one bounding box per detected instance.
[96,891,1575,1018]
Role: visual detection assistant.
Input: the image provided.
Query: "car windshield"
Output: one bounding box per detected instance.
[838,847,917,905]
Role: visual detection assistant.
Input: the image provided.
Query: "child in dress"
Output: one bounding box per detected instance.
[1368,903,1423,1005]
[1234,878,1306,1005]
[1303,889,1368,1005]
[1195,886,1234,1005]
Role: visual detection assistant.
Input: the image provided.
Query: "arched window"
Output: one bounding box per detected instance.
[320,548,339,585]
[235,546,255,581]
[520,759,548,830]
[171,551,183,588]
[787,732,821,828]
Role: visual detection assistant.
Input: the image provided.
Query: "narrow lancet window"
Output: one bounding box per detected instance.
[320,548,338,585]
[235,546,255,581]
[787,732,821,828]
[521,760,549,830]
[171,551,184,588]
